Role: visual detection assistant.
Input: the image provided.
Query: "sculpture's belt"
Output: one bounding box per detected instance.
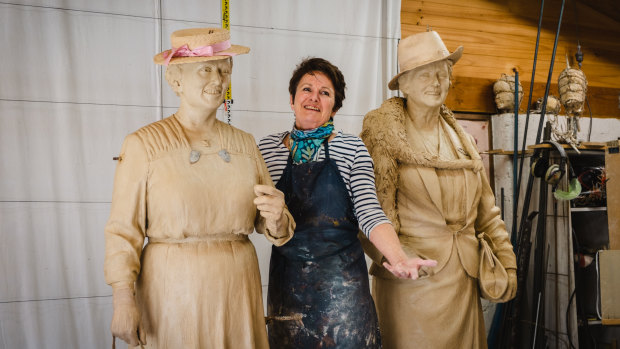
[399,223,472,241]
[148,234,248,244]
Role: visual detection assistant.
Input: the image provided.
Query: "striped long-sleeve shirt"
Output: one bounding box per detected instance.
[258,130,391,238]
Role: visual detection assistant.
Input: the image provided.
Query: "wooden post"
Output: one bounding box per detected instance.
[606,140,620,249]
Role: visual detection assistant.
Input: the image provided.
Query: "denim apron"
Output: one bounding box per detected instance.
[267,141,381,348]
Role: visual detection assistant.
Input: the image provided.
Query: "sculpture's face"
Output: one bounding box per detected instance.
[399,60,450,109]
[178,59,231,111]
[495,92,514,112]
[290,72,336,130]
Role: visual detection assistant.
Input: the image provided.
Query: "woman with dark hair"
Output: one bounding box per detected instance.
[259,57,437,348]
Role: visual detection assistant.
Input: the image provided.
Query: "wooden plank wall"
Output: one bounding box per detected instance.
[401,0,620,118]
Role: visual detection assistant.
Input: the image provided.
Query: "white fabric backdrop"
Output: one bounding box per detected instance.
[0,1,400,347]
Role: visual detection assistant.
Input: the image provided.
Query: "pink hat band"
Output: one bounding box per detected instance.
[162,40,236,66]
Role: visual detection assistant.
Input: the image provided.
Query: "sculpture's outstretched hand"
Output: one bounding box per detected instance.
[254,184,287,236]
[111,287,146,346]
[383,258,438,280]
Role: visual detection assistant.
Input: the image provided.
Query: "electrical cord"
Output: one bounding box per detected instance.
[567,274,597,349]
[572,0,582,69]
[571,0,592,144]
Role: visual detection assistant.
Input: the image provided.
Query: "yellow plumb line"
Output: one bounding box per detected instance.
[222,0,232,100]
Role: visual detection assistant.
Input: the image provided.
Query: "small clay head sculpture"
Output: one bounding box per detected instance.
[388,30,463,91]
[493,73,523,113]
[534,95,562,115]
[558,63,587,116]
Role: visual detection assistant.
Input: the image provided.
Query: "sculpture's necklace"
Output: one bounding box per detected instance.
[187,120,231,164]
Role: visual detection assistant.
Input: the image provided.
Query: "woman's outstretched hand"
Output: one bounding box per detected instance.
[383,258,438,280]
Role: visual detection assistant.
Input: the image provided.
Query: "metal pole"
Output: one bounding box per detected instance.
[517,0,567,250]
[534,0,566,148]
[512,68,519,245]
[513,0,546,238]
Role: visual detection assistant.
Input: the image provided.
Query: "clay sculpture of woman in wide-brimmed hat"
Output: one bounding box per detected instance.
[104,28,294,348]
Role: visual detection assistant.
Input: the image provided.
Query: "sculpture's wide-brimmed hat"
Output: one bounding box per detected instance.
[154,28,250,66]
[388,31,463,90]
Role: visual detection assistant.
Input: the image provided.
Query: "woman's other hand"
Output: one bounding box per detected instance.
[383,258,438,280]
[111,286,146,346]
[254,184,287,237]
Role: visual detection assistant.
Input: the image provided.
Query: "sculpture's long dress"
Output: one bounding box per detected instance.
[373,117,486,348]
[104,116,290,348]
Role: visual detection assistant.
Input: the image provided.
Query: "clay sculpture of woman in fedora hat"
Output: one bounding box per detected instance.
[104,28,294,348]
[361,31,517,348]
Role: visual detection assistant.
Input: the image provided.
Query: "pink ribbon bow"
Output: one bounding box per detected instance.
[162,40,236,66]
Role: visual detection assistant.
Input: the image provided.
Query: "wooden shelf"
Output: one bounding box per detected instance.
[482,149,533,156]
[571,207,607,212]
[527,142,607,150]
[485,142,607,156]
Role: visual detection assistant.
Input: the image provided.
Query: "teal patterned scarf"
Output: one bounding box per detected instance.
[289,118,334,164]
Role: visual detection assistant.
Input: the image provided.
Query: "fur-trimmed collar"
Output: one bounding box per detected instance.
[361,97,483,171]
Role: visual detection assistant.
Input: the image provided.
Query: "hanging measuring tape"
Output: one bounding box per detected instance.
[222,0,233,124]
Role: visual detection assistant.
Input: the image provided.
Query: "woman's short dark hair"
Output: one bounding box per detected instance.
[289,57,346,113]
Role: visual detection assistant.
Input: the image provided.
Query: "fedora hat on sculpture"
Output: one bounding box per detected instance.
[388,31,463,90]
[154,28,250,66]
